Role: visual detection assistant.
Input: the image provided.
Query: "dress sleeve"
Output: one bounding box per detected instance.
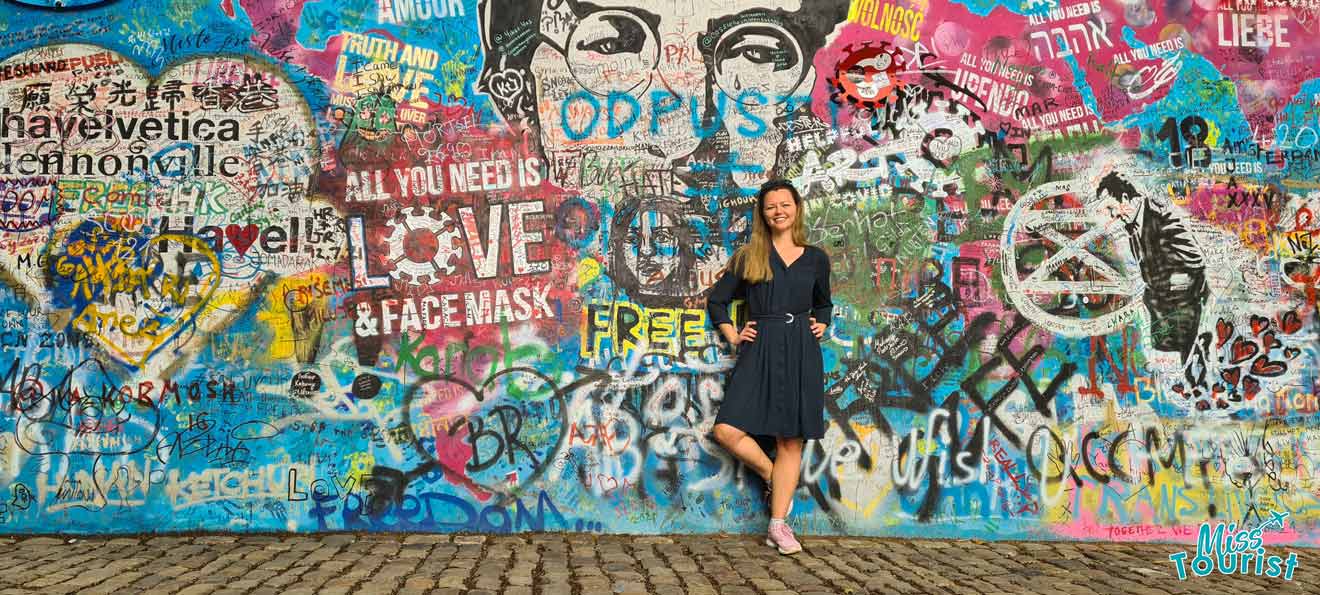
[706,257,746,328]
[811,247,833,327]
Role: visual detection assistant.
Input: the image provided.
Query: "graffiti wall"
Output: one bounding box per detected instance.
[1,0,1319,544]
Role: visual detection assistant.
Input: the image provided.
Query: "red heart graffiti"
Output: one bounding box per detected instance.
[1250,355,1286,378]
[225,224,259,256]
[1242,376,1261,400]
[1279,310,1302,335]
[1261,331,1281,352]
[1220,366,1240,388]
[1249,315,1270,336]
[1285,347,1301,359]
[1215,318,1233,349]
[1230,338,1258,364]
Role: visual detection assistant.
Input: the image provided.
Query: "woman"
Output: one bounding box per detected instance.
[706,179,832,555]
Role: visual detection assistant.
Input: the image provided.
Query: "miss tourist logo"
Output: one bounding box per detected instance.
[1169,510,1299,580]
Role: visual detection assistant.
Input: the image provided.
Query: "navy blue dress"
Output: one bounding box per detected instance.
[706,245,833,439]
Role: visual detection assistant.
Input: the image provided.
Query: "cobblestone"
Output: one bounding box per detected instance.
[0,534,1315,593]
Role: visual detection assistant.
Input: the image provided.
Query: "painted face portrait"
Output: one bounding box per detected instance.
[608,196,719,307]
[479,0,850,196]
[624,209,680,289]
[1095,174,1142,226]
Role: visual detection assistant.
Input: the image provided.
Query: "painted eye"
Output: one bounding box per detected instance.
[711,23,805,104]
[734,45,775,65]
[567,10,657,96]
[575,15,647,55]
[725,37,797,71]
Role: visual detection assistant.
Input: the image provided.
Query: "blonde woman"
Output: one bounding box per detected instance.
[707,179,832,555]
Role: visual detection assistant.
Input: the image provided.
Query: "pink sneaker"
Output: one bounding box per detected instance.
[764,522,802,555]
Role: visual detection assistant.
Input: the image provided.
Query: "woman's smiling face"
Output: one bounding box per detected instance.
[762,188,797,233]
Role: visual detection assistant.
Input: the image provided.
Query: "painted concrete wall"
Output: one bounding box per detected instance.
[0,0,1318,544]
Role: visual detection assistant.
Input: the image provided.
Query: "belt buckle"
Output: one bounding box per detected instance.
[785,312,794,323]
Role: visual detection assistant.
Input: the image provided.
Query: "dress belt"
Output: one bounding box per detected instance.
[750,310,812,323]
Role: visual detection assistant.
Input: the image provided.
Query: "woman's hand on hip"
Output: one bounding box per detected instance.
[809,317,826,340]
[736,321,757,346]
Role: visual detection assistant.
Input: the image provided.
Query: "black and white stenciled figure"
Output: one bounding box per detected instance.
[1095,172,1209,360]
[609,196,717,307]
[476,0,849,193]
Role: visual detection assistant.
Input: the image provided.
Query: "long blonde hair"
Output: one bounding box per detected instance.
[730,180,809,284]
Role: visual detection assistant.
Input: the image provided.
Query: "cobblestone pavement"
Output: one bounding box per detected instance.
[0,533,1317,594]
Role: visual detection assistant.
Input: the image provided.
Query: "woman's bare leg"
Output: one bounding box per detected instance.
[770,437,804,518]
[712,423,773,482]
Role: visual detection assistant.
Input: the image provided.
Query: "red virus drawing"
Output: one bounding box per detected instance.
[829,42,907,111]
